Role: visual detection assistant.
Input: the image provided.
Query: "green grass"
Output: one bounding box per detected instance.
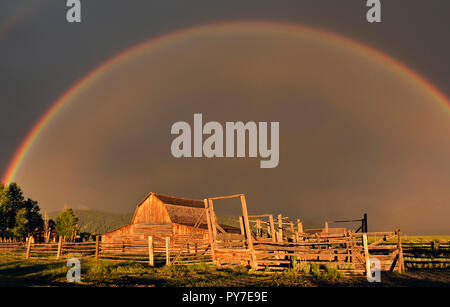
[401,235,450,242]
[0,256,345,287]
[0,256,448,287]
[366,235,450,244]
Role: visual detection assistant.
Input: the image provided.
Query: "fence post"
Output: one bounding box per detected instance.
[95,235,99,261]
[256,219,261,239]
[204,199,216,264]
[165,237,170,265]
[148,236,154,267]
[240,194,257,269]
[297,219,303,242]
[239,216,245,237]
[269,215,276,243]
[25,236,32,259]
[362,234,370,278]
[277,214,283,242]
[363,213,368,233]
[290,222,295,242]
[56,236,62,259]
[397,229,404,273]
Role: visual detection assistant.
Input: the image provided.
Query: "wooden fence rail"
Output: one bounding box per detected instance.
[0,235,447,270]
[0,236,211,267]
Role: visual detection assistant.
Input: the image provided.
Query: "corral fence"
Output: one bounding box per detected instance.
[375,240,450,269]
[198,194,407,275]
[0,235,211,266]
[2,236,446,271]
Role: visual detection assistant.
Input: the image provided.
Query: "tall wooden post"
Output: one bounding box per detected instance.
[148,236,154,266]
[277,214,283,242]
[56,236,63,259]
[345,231,351,262]
[325,221,329,233]
[165,236,171,265]
[297,219,303,240]
[239,216,245,237]
[95,235,99,261]
[269,215,276,243]
[362,234,370,277]
[208,199,219,244]
[363,213,368,233]
[240,194,257,269]
[25,236,32,259]
[256,220,261,239]
[289,222,295,242]
[204,199,216,264]
[397,229,405,273]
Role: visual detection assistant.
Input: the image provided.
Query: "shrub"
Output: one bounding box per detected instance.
[323,264,342,280]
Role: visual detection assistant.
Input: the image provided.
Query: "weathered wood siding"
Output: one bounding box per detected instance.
[102,223,174,244]
[102,224,134,243]
[172,223,208,239]
[102,223,208,244]
[132,194,171,224]
[102,193,209,245]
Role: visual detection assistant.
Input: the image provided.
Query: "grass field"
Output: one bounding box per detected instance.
[0,257,448,287]
[401,235,450,242]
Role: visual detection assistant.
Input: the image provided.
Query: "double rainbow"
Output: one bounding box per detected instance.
[2,21,449,184]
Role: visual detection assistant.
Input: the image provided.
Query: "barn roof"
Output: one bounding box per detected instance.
[165,203,207,227]
[153,193,205,208]
[130,192,205,225]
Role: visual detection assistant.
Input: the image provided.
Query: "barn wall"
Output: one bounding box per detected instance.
[132,194,171,224]
[102,223,208,245]
[102,224,134,243]
[102,223,174,244]
[103,193,210,245]
[172,223,209,239]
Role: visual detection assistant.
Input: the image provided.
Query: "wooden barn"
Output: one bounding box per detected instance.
[102,192,237,245]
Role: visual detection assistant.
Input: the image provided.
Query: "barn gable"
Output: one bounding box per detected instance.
[131,193,171,224]
[102,192,209,244]
[130,192,206,226]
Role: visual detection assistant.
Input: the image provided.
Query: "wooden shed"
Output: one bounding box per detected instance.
[102,192,237,245]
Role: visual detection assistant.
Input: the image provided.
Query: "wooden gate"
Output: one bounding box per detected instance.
[204,194,257,268]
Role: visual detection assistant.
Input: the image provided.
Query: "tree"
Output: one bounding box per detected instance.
[23,198,43,233]
[55,208,78,239]
[0,183,43,238]
[11,208,28,238]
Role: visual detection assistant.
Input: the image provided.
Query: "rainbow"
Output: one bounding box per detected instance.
[2,21,449,184]
[0,1,40,40]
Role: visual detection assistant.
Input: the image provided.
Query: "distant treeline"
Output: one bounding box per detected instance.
[49,210,133,235]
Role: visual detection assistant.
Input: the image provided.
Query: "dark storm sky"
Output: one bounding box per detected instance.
[0,1,449,227]
[1,1,449,175]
